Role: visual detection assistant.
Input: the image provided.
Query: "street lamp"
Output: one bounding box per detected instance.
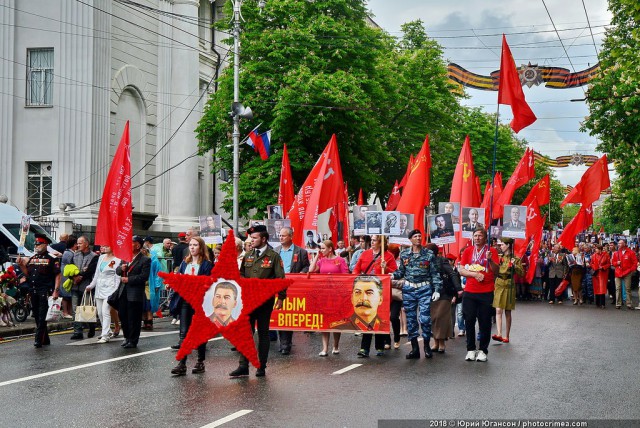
[230,0,263,233]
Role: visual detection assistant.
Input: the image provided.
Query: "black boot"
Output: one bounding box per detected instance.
[406,338,420,359]
[424,340,433,358]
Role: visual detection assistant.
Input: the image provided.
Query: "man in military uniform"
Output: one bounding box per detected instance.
[16,234,61,348]
[431,215,454,239]
[392,229,442,359]
[331,275,389,332]
[230,225,285,378]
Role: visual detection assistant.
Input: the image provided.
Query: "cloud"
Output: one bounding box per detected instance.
[367,0,612,186]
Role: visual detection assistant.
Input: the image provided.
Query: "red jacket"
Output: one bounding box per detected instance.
[611,248,637,278]
[590,251,611,272]
[352,249,397,275]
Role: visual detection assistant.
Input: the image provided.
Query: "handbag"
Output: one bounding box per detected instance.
[107,282,124,308]
[75,290,97,323]
[45,296,63,322]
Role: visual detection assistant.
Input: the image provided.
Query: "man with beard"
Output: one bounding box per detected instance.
[16,234,61,348]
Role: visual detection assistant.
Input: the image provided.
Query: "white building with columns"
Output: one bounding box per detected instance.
[0,0,230,235]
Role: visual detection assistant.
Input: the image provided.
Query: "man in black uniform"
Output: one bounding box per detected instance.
[16,234,61,348]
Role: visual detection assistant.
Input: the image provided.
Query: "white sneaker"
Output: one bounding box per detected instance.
[171,318,178,325]
[175,320,180,325]
[476,350,487,362]
[465,350,477,361]
[97,337,109,344]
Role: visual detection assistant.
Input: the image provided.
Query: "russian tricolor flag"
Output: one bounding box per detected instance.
[247,129,271,160]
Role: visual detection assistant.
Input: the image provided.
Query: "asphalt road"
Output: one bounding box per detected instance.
[1,301,639,428]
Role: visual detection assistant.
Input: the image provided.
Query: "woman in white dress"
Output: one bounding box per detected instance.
[87,246,121,343]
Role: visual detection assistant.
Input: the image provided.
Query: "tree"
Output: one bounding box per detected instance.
[197,3,465,216]
[583,0,640,227]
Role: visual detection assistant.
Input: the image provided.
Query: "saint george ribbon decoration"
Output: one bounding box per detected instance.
[159,230,292,368]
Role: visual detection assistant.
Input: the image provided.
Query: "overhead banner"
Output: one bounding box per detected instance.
[270,273,391,333]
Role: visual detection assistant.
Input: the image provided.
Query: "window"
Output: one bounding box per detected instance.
[26,48,54,106]
[26,162,52,216]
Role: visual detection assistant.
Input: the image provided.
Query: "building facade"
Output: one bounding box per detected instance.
[0,0,229,233]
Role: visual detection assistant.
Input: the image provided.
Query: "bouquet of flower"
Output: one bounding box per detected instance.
[0,265,18,292]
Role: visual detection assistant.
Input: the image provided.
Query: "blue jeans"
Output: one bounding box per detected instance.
[456,301,465,331]
[402,284,432,341]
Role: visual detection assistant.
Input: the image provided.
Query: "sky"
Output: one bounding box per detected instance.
[367,0,612,187]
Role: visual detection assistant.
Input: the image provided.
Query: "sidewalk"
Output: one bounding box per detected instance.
[0,317,74,341]
[0,311,173,341]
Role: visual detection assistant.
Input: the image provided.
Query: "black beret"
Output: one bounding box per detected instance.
[248,225,268,234]
[132,235,145,245]
[407,229,422,239]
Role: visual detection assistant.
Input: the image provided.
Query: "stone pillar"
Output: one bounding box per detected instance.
[0,0,15,196]
[168,0,201,222]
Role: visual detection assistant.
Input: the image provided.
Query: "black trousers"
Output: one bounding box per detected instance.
[360,333,386,353]
[595,294,606,307]
[390,299,402,343]
[31,289,49,345]
[463,292,493,353]
[239,297,275,368]
[179,301,206,363]
[278,330,293,352]
[547,277,563,302]
[118,295,143,345]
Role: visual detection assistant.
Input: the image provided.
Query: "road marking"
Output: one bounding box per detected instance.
[200,410,253,427]
[332,364,362,375]
[0,337,224,387]
[66,330,178,346]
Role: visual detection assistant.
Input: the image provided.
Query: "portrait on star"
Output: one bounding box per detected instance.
[202,278,243,328]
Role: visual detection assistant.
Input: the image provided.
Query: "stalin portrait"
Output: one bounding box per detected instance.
[331,275,389,332]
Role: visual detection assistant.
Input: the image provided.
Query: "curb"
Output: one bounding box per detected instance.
[0,313,174,341]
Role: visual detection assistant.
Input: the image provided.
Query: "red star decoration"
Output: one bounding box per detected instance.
[159,230,292,368]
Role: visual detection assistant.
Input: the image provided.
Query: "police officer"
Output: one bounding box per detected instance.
[391,229,442,359]
[16,234,61,348]
[229,225,285,378]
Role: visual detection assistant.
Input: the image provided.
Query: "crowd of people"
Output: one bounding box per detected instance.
[6,223,639,373]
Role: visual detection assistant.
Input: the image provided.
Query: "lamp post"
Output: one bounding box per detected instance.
[230,0,262,233]
[231,0,242,233]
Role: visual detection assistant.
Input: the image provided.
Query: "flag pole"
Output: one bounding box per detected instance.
[488,104,501,246]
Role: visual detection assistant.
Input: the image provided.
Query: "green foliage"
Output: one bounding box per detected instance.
[197,1,525,217]
[583,0,640,226]
[597,181,639,232]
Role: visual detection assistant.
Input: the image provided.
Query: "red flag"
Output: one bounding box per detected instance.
[474,176,482,209]
[399,154,414,189]
[488,172,504,221]
[494,148,535,219]
[522,174,550,207]
[95,121,133,262]
[396,136,431,238]
[498,35,537,133]
[278,144,295,214]
[558,205,593,250]
[515,199,543,258]
[525,228,543,283]
[386,180,401,211]
[450,136,481,207]
[449,136,481,253]
[340,183,350,244]
[357,188,364,206]
[561,155,610,207]
[288,135,344,246]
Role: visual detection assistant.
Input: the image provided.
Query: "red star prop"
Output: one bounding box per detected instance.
[159,230,292,368]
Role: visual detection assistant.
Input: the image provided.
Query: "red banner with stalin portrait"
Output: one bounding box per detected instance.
[269,274,391,333]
